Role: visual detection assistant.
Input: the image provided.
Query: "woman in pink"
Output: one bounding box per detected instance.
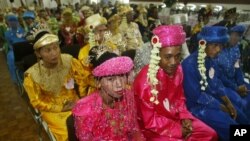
[72,46,144,141]
[133,25,218,141]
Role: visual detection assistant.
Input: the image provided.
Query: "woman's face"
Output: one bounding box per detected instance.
[99,75,127,99]
[205,43,223,58]
[36,42,61,66]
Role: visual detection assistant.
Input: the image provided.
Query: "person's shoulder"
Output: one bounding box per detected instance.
[73,92,100,116]
[182,52,197,65]
[135,65,149,79]
[25,62,39,75]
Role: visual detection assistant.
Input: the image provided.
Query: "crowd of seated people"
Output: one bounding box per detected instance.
[1,1,250,141]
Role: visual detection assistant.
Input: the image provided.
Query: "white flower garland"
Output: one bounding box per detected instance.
[198,40,208,91]
[147,35,161,104]
[88,27,96,49]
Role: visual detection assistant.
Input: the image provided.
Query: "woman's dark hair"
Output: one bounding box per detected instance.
[33,31,50,44]
[89,46,118,68]
[121,49,136,60]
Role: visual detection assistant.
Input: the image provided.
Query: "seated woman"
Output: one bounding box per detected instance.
[72,46,144,141]
[23,28,90,141]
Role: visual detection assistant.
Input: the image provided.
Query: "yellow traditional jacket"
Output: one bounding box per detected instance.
[23,54,93,140]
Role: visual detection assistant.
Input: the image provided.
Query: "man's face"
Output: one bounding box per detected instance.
[23,18,34,26]
[94,24,107,42]
[126,11,134,22]
[36,42,61,66]
[229,32,240,46]
[159,46,181,76]
[205,43,223,58]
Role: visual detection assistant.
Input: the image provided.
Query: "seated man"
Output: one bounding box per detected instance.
[216,25,250,117]
[182,26,248,141]
[23,27,90,141]
[133,25,217,140]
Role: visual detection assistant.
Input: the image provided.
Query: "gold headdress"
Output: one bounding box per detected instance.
[30,24,59,50]
[137,4,147,13]
[62,8,73,16]
[80,6,93,17]
[118,5,133,16]
[84,14,107,33]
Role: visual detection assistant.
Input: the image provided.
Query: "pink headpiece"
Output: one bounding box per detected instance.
[93,57,134,77]
[152,25,186,47]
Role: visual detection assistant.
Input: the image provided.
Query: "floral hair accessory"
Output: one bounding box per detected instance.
[147,25,186,105]
[147,35,161,105]
[198,39,208,91]
[93,57,134,77]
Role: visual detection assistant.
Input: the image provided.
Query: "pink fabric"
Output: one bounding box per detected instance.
[133,65,218,140]
[92,56,134,77]
[72,91,145,141]
[152,25,186,47]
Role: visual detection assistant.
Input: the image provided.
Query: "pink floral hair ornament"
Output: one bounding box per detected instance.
[148,25,186,105]
[93,57,134,77]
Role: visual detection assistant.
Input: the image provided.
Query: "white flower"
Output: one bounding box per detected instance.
[150,96,155,102]
[205,82,208,86]
[201,86,206,91]
[154,100,160,105]
[151,89,158,95]
[198,40,208,91]
[148,40,161,104]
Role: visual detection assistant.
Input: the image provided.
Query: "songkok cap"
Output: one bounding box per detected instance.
[152,25,186,47]
[23,11,35,19]
[230,25,246,37]
[197,26,229,44]
[118,5,133,15]
[62,8,72,16]
[84,14,107,33]
[7,14,18,22]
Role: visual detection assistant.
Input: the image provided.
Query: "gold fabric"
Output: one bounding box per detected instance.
[23,54,93,140]
[119,22,143,50]
[34,34,59,49]
[84,14,107,34]
[191,23,203,35]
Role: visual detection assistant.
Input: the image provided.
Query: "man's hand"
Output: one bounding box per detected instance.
[226,102,237,119]
[237,85,248,97]
[62,101,76,112]
[182,119,193,139]
[220,96,237,119]
[220,103,237,119]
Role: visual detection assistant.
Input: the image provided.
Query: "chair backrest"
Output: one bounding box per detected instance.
[12,41,34,62]
[67,114,78,141]
[61,44,81,59]
[12,41,37,71]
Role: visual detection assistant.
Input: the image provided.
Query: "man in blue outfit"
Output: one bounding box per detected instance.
[182,26,249,141]
[4,14,26,83]
[216,25,250,117]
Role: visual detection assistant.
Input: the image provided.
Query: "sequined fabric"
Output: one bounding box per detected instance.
[73,91,142,140]
[153,25,186,47]
[93,57,134,77]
